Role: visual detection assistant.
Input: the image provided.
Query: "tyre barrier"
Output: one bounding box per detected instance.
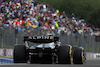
[0,58,13,64]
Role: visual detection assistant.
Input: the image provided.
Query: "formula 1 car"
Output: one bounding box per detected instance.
[13,36,85,64]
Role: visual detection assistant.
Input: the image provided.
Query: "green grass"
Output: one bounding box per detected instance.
[0,45,14,49]
[0,56,13,59]
[87,58,100,60]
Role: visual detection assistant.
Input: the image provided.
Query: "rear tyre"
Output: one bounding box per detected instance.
[13,45,27,63]
[58,46,71,64]
[73,47,84,64]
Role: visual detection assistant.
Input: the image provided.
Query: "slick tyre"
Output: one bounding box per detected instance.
[73,47,84,64]
[58,46,71,64]
[13,45,27,63]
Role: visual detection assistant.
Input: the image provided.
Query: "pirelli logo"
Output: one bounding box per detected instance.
[28,36,54,40]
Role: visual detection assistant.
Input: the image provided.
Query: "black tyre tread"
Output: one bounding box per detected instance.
[73,47,83,64]
[13,45,27,63]
[58,46,71,64]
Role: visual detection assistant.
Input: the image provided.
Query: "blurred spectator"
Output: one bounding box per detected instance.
[0,0,99,36]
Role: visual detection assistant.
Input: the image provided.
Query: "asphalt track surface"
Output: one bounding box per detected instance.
[0,59,100,67]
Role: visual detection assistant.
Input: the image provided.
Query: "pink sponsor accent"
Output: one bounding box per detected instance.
[29,52,31,54]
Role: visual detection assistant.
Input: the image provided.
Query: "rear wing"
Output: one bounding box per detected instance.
[24,36,59,43]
